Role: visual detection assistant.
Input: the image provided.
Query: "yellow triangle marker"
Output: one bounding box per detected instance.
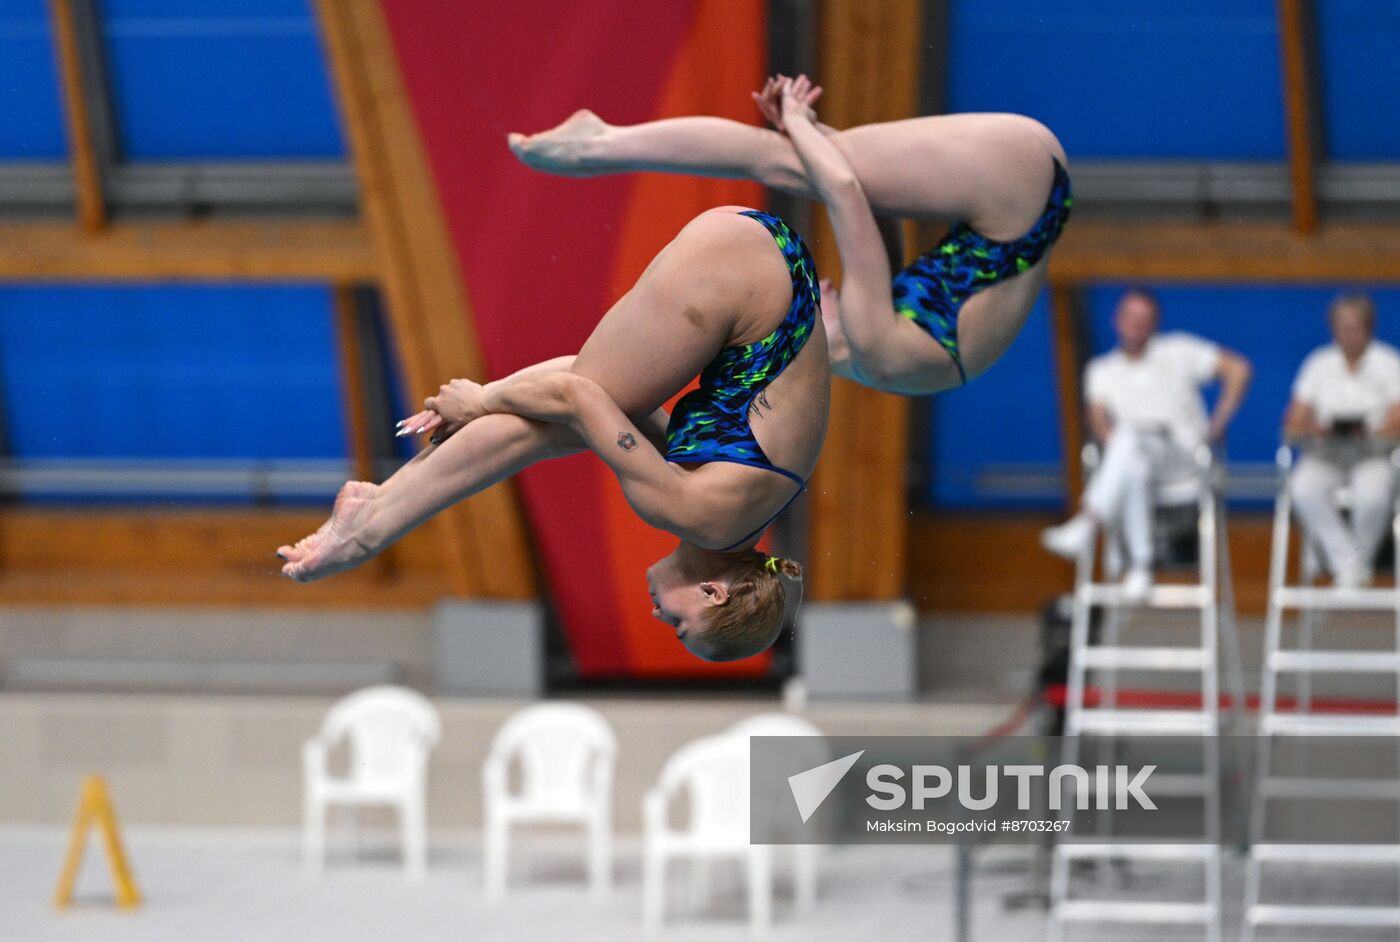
[52,774,141,910]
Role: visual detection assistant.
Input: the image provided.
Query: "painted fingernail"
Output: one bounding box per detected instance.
[395,419,406,428]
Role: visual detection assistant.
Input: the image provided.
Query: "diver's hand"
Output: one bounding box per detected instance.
[755,74,822,132]
[778,74,822,128]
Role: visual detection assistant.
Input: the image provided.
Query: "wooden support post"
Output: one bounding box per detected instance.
[1278,0,1319,236]
[333,285,376,485]
[48,0,106,232]
[806,0,921,601]
[1050,283,1086,508]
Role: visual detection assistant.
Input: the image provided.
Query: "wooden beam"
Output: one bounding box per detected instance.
[805,0,921,602]
[315,0,536,599]
[910,511,1277,615]
[0,510,444,607]
[48,0,105,231]
[1278,0,1319,236]
[0,220,376,281]
[1050,219,1400,283]
[1049,284,1086,507]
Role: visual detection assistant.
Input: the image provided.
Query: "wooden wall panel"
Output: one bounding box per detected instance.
[911,511,1278,615]
[0,511,443,607]
[806,0,920,601]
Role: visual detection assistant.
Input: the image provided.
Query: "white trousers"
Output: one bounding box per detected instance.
[1288,451,1396,575]
[1084,427,1198,569]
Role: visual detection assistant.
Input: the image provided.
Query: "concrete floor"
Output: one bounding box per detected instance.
[6,827,1397,942]
[0,827,1046,942]
[4,607,1399,941]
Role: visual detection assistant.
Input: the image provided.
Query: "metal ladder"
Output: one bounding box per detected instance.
[1048,445,1245,942]
[1242,446,1400,939]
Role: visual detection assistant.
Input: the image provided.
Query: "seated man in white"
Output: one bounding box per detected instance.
[1285,292,1400,587]
[1041,287,1252,600]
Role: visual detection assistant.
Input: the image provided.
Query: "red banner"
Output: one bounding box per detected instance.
[382,0,770,677]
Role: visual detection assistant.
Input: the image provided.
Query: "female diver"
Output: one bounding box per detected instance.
[277,194,827,663]
[510,75,1072,395]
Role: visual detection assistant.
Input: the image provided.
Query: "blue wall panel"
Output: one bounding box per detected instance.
[100,0,343,159]
[0,0,67,158]
[1317,1,1400,160]
[948,0,1285,159]
[0,284,345,460]
[929,294,1061,508]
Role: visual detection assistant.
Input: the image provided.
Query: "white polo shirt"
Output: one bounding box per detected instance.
[1085,333,1221,447]
[1291,341,1400,432]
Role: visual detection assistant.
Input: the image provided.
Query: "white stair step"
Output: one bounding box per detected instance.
[1081,647,1210,671]
[1269,650,1400,673]
[1261,777,1400,800]
[1273,587,1398,611]
[1055,900,1213,924]
[1251,844,1400,864]
[1079,772,1213,797]
[1079,584,1211,609]
[1248,904,1400,927]
[1148,772,1214,795]
[1261,713,1400,736]
[1057,842,1216,861]
[1072,709,1213,736]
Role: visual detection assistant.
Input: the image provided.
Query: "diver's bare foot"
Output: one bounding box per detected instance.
[278,482,380,583]
[508,109,611,176]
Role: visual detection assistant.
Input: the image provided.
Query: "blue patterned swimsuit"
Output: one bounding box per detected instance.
[891,157,1072,383]
[664,209,818,550]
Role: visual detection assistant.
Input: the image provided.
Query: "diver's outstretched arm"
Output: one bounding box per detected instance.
[279,359,674,582]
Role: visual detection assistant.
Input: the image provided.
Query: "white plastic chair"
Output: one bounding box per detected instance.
[643,734,772,934]
[302,685,441,879]
[482,702,617,900]
[726,714,824,915]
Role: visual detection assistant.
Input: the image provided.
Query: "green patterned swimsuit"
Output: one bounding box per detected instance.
[892,157,1072,383]
[664,209,818,550]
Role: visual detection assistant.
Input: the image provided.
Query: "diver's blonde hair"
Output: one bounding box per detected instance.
[692,553,803,662]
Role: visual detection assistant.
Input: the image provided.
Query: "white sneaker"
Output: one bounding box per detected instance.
[1040,515,1095,560]
[1121,568,1153,605]
[1336,562,1373,589]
